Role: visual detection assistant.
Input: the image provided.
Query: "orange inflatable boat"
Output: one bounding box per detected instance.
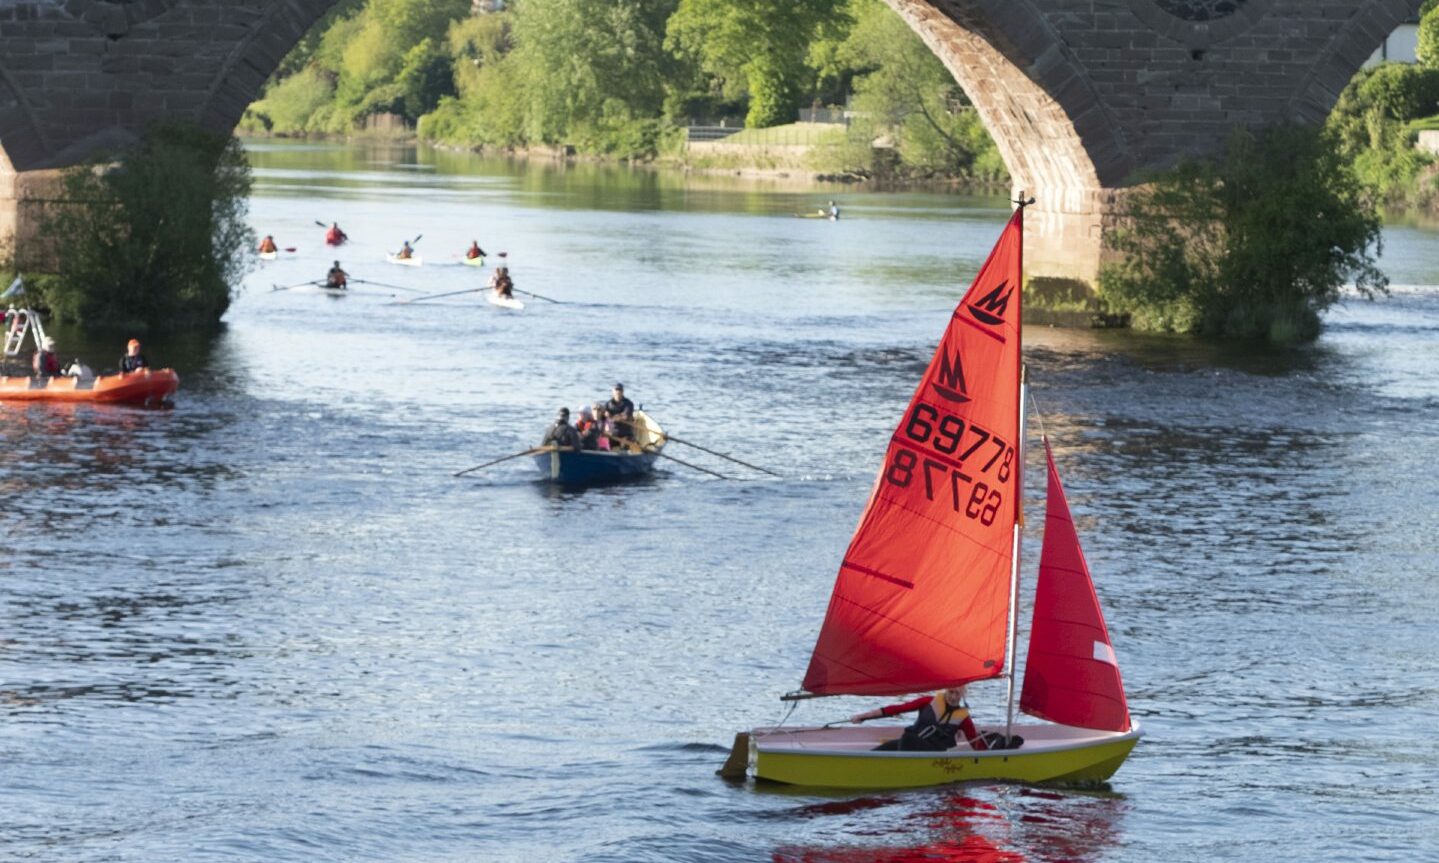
[0,369,179,405]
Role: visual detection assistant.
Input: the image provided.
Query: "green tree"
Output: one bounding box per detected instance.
[1419,3,1439,70]
[666,0,846,128]
[36,125,254,329]
[1099,126,1386,344]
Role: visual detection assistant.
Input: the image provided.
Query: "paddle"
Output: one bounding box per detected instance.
[351,278,424,294]
[394,287,481,305]
[512,287,562,304]
[641,443,729,479]
[665,435,780,476]
[314,220,327,228]
[271,280,323,292]
[454,446,549,477]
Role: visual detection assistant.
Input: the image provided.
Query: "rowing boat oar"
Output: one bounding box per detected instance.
[512,288,562,304]
[665,435,780,477]
[395,287,481,305]
[454,446,548,477]
[643,444,729,480]
[271,280,323,292]
[352,278,424,294]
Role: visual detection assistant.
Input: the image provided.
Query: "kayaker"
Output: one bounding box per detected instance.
[119,339,149,373]
[604,383,635,441]
[326,260,348,289]
[325,222,348,245]
[258,235,278,254]
[465,241,486,260]
[850,686,989,752]
[32,336,60,377]
[488,265,514,299]
[396,240,415,261]
[541,407,582,451]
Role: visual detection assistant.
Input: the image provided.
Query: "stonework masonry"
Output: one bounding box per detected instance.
[0,0,1425,281]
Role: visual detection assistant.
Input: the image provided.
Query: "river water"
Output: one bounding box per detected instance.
[3,141,1438,862]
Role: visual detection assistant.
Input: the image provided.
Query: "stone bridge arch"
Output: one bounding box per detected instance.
[0,0,1425,280]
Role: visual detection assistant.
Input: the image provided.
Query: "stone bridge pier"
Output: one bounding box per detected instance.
[0,0,1424,285]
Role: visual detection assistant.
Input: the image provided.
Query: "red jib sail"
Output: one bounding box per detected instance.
[802,210,1024,696]
[1018,441,1131,731]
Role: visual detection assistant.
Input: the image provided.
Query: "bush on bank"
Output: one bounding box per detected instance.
[1098,126,1388,345]
[32,124,254,330]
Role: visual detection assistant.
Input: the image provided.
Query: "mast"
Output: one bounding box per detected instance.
[1003,193,1033,740]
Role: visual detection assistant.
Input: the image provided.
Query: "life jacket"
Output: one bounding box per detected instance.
[466,245,482,259]
[35,351,60,375]
[326,227,344,244]
[913,692,970,745]
[259,238,277,253]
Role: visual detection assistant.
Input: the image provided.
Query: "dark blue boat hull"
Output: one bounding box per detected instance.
[532,447,660,485]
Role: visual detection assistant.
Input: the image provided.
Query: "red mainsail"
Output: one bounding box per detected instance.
[802,211,1024,696]
[1018,441,1131,731]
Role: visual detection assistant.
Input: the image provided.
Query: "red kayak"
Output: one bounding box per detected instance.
[325,231,347,247]
[0,368,179,405]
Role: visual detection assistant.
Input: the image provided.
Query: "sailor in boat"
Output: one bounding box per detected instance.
[465,241,486,261]
[32,336,61,377]
[325,222,348,245]
[541,407,582,450]
[326,261,349,290]
[488,264,515,300]
[258,235,278,254]
[119,339,148,373]
[396,240,415,261]
[850,685,995,752]
[604,384,635,442]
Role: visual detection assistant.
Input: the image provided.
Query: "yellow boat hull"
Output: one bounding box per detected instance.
[747,722,1141,789]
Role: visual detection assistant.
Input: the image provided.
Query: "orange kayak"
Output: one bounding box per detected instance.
[0,368,179,405]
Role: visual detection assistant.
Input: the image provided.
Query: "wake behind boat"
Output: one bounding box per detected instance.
[723,199,1141,790]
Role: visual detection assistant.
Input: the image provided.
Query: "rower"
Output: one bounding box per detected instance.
[396,240,415,260]
[604,383,635,442]
[119,338,148,373]
[488,263,514,299]
[827,200,840,220]
[33,336,60,377]
[326,260,348,289]
[541,407,582,450]
[326,222,348,245]
[258,235,278,254]
[465,241,486,260]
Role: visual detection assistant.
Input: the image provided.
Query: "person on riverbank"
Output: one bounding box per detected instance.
[325,222,348,246]
[32,336,60,377]
[465,241,486,261]
[258,235,278,254]
[396,240,415,261]
[850,686,989,752]
[119,339,148,373]
[542,407,582,450]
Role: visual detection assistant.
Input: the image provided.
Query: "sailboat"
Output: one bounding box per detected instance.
[722,198,1141,789]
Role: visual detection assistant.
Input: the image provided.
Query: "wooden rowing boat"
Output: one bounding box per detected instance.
[0,368,179,405]
[532,411,664,485]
